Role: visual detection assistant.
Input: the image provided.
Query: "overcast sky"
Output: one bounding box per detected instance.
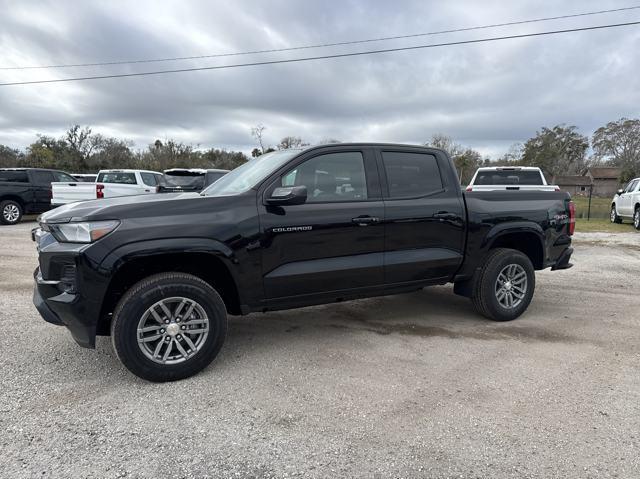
[1,0,639,158]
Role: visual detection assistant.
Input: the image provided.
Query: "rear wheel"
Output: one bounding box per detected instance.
[634,207,640,230]
[471,248,535,321]
[611,204,622,224]
[0,200,23,225]
[111,272,227,382]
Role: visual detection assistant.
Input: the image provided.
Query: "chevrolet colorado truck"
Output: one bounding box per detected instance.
[32,144,575,382]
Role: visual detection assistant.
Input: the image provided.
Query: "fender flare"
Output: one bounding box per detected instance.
[482,221,545,262]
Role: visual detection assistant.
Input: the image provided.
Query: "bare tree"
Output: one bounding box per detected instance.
[251,124,266,154]
[277,136,308,150]
[592,118,640,181]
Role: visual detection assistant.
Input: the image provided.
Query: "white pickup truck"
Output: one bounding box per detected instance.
[51,169,164,206]
[610,177,640,229]
[466,167,559,192]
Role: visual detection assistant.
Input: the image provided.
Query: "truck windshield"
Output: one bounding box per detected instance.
[201,150,301,197]
[474,170,543,185]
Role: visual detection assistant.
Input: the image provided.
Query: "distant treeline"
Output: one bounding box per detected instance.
[1,118,639,183]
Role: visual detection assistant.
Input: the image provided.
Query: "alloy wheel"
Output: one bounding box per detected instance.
[494,264,528,309]
[3,204,19,223]
[137,296,210,365]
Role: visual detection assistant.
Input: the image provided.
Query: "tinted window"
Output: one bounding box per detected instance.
[53,172,76,182]
[31,171,54,185]
[281,152,368,203]
[0,171,28,183]
[624,180,638,193]
[474,170,543,186]
[141,173,158,187]
[97,172,136,184]
[382,152,443,198]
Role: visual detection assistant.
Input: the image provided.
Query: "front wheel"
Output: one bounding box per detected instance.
[471,248,535,321]
[111,272,227,382]
[611,205,622,224]
[634,207,640,230]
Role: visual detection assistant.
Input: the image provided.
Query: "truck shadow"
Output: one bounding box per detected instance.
[220,286,583,360]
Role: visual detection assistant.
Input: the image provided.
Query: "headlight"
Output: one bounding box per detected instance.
[48,220,120,243]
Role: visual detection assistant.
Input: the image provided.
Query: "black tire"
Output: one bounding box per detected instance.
[0,200,23,225]
[611,204,622,224]
[471,248,535,322]
[111,272,227,382]
[634,207,640,230]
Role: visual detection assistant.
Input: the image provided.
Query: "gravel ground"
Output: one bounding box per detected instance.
[1,221,639,478]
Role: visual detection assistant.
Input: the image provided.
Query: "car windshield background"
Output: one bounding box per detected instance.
[475,170,543,185]
[382,151,443,198]
[97,172,137,184]
[202,149,301,197]
[280,152,368,202]
[0,171,29,183]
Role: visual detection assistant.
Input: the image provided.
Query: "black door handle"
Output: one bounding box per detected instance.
[433,212,458,221]
[352,216,380,225]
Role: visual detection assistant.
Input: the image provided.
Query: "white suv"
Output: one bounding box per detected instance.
[611,177,640,229]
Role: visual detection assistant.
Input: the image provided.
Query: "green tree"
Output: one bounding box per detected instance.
[425,134,483,184]
[521,125,588,177]
[592,118,640,182]
[0,145,23,168]
[277,136,308,150]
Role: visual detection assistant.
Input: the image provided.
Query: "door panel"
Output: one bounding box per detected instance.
[259,149,384,298]
[29,170,54,212]
[377,149,465,284]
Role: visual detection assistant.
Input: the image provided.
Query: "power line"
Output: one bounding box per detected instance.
[1,21,639,87]
[1,5,639,70]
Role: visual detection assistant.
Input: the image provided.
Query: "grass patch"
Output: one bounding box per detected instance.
[571,196,612,220]
[575,218,636,233]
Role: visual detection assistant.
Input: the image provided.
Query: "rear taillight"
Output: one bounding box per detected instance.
[465,186,472,192]
[568,201,575,235]
[155,185,160,193]
[96,184,104,199]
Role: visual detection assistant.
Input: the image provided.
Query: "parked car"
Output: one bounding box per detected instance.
[160,169,229,193]
[610,177,640,229]
[71,173,98,183]
[52,169,164,206]
[32,143,575,381]
[466,167,559,192]
[0,168,76,225]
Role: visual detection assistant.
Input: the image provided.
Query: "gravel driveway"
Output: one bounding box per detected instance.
[1,222,639,478]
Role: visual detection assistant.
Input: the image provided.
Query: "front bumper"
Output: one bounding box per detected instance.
[33,267,100,349]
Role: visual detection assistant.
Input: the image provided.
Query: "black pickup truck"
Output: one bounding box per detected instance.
[32,144,574,381]
[0,168,76,225]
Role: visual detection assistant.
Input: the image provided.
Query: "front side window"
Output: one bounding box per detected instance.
[97,172,136,184]
[625,179,639,193]
[382,152,443,198]
[54,172,76,182]
[141,173,158,187]
[280,152,368,203]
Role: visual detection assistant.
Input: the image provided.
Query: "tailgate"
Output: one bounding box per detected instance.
[51,182,96,205]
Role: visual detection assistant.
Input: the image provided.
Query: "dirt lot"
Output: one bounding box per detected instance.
[1,220,639,478]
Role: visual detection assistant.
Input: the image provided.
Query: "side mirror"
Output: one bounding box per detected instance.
[617,189,625,195]
[266,185,307,206]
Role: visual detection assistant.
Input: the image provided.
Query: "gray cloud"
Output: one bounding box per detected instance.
[0,0,639,157]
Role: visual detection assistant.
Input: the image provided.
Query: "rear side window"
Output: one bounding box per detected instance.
[97,172,137,184]
[381,152,443,198]
[0,171,28,183]
[31,171,55,185]
[140,173,158,187]
[474,170,543,186]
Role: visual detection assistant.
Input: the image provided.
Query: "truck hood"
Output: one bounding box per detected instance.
[41,192,206,223]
